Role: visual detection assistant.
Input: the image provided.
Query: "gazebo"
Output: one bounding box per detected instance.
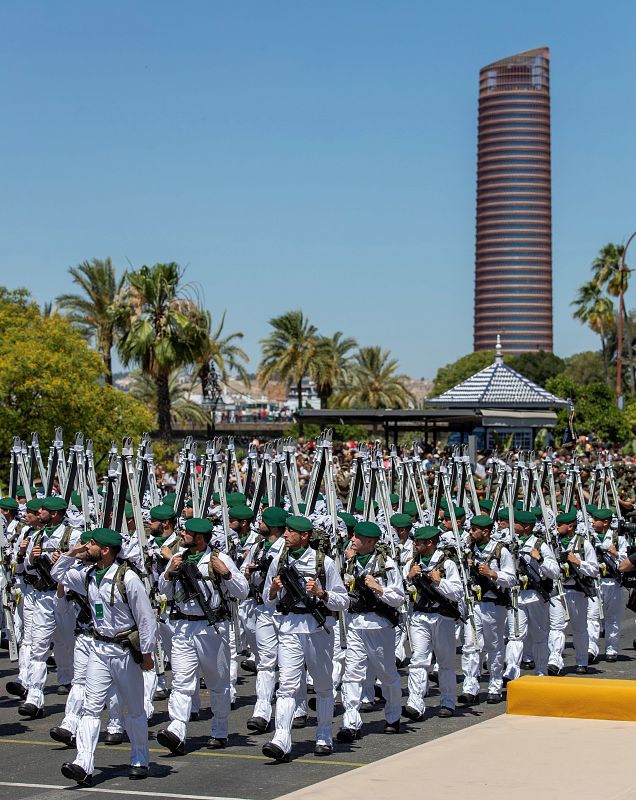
[426,336,567,449]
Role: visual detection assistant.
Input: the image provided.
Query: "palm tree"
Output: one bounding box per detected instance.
[258,310,320,433]
[56,258,123,384]
[128,369,211,429]
[591,243,635,390]
[196,311,251,399]
[113,262,209,440]
[336,346,415,409]
[313,331,357,408]
[571,280,614,386]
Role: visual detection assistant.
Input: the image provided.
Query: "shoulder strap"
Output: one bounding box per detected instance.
[110,562,129,607]
[59,525,73,553]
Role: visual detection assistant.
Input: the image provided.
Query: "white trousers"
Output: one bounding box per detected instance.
[408,612,456,712]
[588,581,624,657]
[60,632,93,734]
[17,589,35,687]
[272,627,334,754]
[341,625,402,730]
[26,591,74,707]
[167,619,231,741]
[548,589,588,668]
[504,593,550,680]
[462,602,507,694]
[74,646,148,774]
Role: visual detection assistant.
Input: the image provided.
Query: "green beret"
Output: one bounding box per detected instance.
[70,491,81,508]
[163,492,177,507]
[185,517,213,535]
[440,498,449,510]
[297,502,307,514]
[41,496,67,512]
[353,520,381,539]
[91,528,122,548]
[590,507,613,521]
[531,506,543,518]
[514,510,536,526]
[479,499,494,511]
[403,501,418,516]
[354,497,378,513]
[125,490,131,502]
[262,506,289,528]
[0,497,19,511]
[471,514,495,528]
[414,525,441,541]
[212,492,220,503]
[454,505,465,519]
[25,498,41,512]
[229,504,254,521]
[337,511,357,529]
[16,485,36,498]
[80,530,93,544]
[556,510,577,525]
[515,500,524,510]
[150,504,176,521]
[390,493,399,504]
[286,515,313,533]
[227,492,247,507]
[124,502,134,519]
[586,504,599,514]
[185,500,193,509]
[391,513,413,529]
[498,507,511,521]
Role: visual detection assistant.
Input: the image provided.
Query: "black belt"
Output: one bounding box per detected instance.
[169,609,229,623]
[93,628,136,645]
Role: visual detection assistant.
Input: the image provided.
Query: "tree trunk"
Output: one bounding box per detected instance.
[297,378,304,436]
[199,361,210,398]
[600,333,610,387]
[157,371,172,441]
[101,333,113,385]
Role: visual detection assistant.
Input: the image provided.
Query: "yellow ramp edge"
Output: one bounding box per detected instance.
[506,675,636,721]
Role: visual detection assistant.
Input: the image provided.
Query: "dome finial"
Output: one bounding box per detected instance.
[495,334,503,364]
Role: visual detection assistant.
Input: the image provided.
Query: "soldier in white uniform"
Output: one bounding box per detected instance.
[460,514,516,705]
[52,528,157,785]
[588,507,626,663]
[403,525,463,719]
[548,510,599,675]
[17,496,79,717]
[503,509,559,682]
[337,520,405,743]
[390,512,414,666]
[156,517,248,754]
[262,515,349,760]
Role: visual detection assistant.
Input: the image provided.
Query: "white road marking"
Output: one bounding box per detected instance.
[0,782,252,800]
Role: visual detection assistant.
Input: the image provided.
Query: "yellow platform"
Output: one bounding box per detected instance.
[506,675,636,721]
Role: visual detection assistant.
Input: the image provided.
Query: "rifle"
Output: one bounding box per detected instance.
[347,573,400,627]
[278,560,329,630]
[516,550,552,604]
[411,570,463,621]
[558,550,596,599]
[0,518,18,661]
[174,558,227,627]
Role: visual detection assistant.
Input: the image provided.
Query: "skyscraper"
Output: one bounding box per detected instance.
[473,47,553,353]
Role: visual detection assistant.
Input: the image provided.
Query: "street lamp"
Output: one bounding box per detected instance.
[202,362,222,437]
[616,230,636,409]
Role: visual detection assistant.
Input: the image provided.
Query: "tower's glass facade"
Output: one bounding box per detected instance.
[474,48,553,353]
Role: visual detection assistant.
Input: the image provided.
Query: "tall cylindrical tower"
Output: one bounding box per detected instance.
[474,47,553,353]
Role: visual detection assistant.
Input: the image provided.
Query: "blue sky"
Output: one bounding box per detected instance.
[1,1,635,379]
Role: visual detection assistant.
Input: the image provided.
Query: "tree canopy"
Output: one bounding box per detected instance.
[0,291,153,472]
[431,350,496,396]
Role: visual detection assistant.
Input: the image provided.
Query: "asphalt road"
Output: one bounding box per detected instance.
[0,615,634,800]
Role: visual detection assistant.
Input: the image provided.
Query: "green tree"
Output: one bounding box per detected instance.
[336,346,414,409]
[507,351,566,387]
[57,258,124,385]
[259,310,320,432]
[432,351,497,396]
[313,331,358,409]
[0,290,153,474]
[196,311,250,399]
[570,279,614,386]
[113,263,209,440]
[561,351,609,386]
[128,369,211,429]
[545,374,631,445]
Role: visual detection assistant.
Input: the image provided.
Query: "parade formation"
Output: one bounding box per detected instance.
[1,428,636,787]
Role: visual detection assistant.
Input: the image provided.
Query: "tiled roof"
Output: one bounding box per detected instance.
[428,342,566,409]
